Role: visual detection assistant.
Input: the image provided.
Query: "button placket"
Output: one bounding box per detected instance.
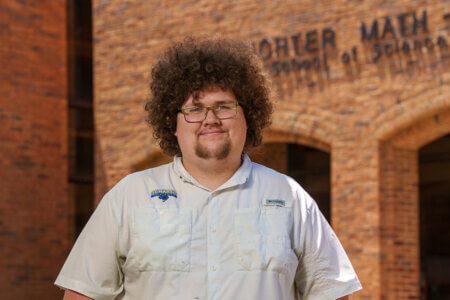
[207,192,221,299]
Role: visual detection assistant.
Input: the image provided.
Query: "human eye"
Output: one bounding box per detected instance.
[185,106,204,114]
[216,103,235,111]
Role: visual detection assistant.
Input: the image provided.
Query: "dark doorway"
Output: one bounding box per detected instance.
[419,134,450,299]
[67,0,94,237]
[287,144,331,222]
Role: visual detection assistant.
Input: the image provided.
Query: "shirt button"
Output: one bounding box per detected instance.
[210,266,216,271]
[211,227,216,233]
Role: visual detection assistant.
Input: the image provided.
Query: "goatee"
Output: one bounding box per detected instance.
[195,139,231,160]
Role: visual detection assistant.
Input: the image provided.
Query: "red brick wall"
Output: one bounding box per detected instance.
[332,139,381,298]
[379,144,420,299]
[0,1,69,299]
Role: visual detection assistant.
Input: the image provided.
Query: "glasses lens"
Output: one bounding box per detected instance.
[184,107,205,122]
[215,103,236,119]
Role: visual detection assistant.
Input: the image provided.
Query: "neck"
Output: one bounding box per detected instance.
[181,154,242,190]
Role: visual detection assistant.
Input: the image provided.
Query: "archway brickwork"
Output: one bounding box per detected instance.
[377,109,450,299]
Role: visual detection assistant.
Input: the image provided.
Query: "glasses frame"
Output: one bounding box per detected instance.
[179,102,239,123]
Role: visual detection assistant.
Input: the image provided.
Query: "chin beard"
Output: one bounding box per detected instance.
[195,139,231,160]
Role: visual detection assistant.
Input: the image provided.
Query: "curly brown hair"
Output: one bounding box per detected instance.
[145,37,273,156]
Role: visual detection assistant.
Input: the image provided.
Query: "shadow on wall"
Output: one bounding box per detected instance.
[131,150,173,173]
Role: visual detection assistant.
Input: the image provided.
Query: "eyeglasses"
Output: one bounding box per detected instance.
[179,102,238,123]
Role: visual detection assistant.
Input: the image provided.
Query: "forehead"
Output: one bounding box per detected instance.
[184,88,236,106]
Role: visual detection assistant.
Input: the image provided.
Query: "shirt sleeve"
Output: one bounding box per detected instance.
[54,189,125,300]
[293,187,362,300]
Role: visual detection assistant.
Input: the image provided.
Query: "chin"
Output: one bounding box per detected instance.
[195,142,231,160]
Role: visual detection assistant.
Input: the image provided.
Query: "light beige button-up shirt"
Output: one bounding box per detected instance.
[55,155,362,299]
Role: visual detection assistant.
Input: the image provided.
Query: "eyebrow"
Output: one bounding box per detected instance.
[189,99,235,107]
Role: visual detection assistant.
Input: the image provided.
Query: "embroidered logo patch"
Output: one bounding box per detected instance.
[151,189,177,202]
[265,199,286,207]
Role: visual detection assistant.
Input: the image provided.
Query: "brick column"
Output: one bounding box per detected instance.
[379,143,420,299]
[332,140,381,300]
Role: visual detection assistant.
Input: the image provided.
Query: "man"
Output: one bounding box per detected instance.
[56,37,362,299]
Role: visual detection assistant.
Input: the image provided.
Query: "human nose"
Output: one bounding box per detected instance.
[203,107,220,124]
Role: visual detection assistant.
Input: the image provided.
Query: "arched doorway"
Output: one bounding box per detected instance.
[377,108,450,299]
[250,142,331,222]
[419,134,450,299]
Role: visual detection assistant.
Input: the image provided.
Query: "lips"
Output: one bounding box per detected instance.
[198,128,226,136]
[199,130,225,136]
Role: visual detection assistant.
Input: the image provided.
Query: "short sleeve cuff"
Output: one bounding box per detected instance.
[315,279,363,300]
[55,274,120,300]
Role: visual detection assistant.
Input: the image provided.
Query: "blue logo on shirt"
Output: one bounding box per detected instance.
[151,189,177,202]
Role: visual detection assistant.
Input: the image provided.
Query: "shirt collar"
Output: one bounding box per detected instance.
[173,154,252,192]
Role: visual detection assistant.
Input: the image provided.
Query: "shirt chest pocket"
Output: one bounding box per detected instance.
[128,207,192,272]
[234,208,298,276]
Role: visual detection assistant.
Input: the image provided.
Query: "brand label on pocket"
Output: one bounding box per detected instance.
[264,199,286,207]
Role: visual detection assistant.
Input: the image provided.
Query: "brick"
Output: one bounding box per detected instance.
[0,0,69,299]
